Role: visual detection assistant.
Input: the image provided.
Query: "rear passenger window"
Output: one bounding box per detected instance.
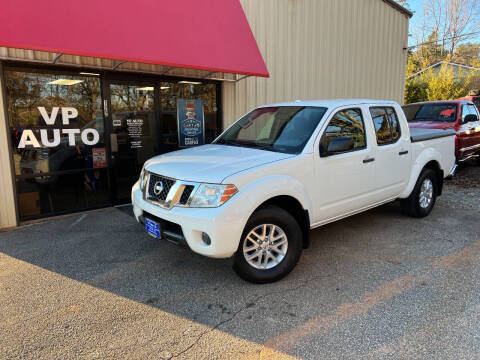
[369,107,401,145]
[320,108,366,156]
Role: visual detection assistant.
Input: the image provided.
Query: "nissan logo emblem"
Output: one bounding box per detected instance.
[153,181,164,196]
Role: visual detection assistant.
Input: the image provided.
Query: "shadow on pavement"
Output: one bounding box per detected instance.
[1,198,478,358]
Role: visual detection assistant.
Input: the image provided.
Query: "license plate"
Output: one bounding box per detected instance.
[145,218,161,239]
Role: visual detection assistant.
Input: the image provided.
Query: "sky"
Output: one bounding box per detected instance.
[406,0,480,47]
[407,0,431,46]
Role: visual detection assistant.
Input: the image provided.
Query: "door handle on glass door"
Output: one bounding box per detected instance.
[363,158,375,163]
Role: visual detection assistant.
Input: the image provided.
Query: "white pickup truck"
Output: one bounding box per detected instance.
[132,99,455,283]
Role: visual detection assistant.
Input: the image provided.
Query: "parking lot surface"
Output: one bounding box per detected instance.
[1,165,479,360]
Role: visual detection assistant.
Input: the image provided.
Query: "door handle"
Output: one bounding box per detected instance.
[363,158,375,163]
[399,150,409,155]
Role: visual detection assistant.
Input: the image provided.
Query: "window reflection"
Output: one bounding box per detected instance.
[370,108,392,144]
[160,81,218,152]
[5,69,108,220]
[370,107,401,145]
[320,109,366,154]
[109,84,156,200]
[6,70,104,175]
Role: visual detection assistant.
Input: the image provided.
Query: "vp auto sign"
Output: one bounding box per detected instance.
[18,107,100,148]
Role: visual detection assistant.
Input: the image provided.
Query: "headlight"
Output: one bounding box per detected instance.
[139,167,146,191]
[189,184,238,208]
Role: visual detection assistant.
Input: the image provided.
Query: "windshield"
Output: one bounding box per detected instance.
[214,106,327,154]
[402,103,457,123]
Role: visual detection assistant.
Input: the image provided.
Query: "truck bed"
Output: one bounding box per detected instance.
[409,127,456,143]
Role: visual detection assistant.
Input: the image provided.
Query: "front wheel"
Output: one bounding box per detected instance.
[401,168,438,218]
[233,205,303,283]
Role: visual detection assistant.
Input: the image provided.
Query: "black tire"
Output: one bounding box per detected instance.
[233,205,303,283]
[401,168,438,218]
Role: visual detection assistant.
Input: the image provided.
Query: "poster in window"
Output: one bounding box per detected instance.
[126,118,143,149]
[177,99,205,147]
[92,147,107,168]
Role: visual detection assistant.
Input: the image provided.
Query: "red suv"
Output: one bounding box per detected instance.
[402,100,480,163]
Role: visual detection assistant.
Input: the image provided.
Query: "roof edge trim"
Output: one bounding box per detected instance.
[382,0,414,18]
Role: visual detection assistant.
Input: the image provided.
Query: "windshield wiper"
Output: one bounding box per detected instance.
[216,139,278,152]
[252,142,276,151]
[215,139,243,147]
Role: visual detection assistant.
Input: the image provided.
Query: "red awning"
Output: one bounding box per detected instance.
[0,0,269,78]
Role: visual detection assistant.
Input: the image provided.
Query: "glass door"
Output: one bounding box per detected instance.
[107,82,160,203]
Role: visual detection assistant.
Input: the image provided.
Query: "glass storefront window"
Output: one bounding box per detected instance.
[109,83,157,200]
[160,81,218,152]
[4,68,222,221]
[5,68,109,220]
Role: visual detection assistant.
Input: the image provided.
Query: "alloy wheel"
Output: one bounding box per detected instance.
[419,178,433,209]
[242,224,288,270]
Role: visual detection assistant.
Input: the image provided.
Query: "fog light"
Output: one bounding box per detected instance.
[201,232,211,245]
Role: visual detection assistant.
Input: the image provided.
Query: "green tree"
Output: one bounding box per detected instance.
[425,64,466,100]
[404,56,429,104]
[407,32,447,75]
[404,80,428,104]
[453,43,480,66]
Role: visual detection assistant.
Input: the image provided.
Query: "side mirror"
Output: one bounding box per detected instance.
[464,114,478,124]
[323,137,354,156]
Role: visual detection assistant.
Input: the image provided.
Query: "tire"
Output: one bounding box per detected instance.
[233,205,303,283]
[401,168,438,218]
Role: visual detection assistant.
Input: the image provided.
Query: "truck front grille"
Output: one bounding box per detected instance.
[144,172,197,209]
[147,174,175,201]
[179,185,195,205]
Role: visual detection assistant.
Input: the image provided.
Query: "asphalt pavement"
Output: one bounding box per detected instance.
[1,169,479,359]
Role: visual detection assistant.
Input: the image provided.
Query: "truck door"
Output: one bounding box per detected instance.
[458,103,480,158]
[312,107,376,223]
[368,106,410,200]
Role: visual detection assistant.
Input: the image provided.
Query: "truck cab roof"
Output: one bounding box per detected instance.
[259,99,398,109]
[404,99,474,106]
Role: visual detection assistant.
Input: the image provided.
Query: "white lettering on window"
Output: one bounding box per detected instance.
[61,107,78,125]
[62,129,81,146]
[81,128,100,146]
[18,108,101,148]
[18,130,41,148]
[40,129,61,147]
[38,107,59,125]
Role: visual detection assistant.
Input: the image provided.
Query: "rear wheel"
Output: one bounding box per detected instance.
[233,205,302,283]
[401,168,438,218]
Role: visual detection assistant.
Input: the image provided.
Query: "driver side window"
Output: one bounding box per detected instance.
[462,104,473,122]
[468,104,479,119]
[320,108,366,156]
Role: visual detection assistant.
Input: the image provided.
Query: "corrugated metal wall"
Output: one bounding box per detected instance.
[223,0,410,127]
[0,63,18,228]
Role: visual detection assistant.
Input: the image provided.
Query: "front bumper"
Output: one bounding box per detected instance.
[131,181,249,258]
